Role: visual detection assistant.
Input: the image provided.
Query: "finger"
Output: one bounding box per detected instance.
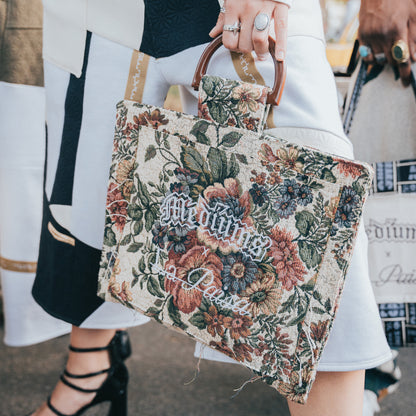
[273,3,288,61]
[408,24,416,62]
[209,12,225,38]
[222,7,240,51]
[390,36,412,86]
[398,61,412,86]
[238,16,255,54]
[252,7,274,61]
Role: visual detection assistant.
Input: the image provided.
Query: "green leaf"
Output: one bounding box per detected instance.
[120,234,132,246]
[136,178,151,206]
[132,267,140,278]
[145,145,157,162]
[144,210,154,232]
[146,307,161,318]
[133,220,143,235]
[180,145,208,174]
[287,307,308,326]
[189,312,207,330]
[158,273,165,289]
[299,278,316,292]
[127,205,143,221]
[207,147,228,183]
[167,297,187,329]
[298,240,321,269]
[320,168,336,183]
[199,297,211,313]
[147,276,164,298]
[154,298,164,308]
[104,228,117,246]
[236,154,248,164]
[352,181,365,197]
[325,298,332,312]
[309,181,324,190]
[280,293,296,313]
[138,256,146,273]
[220,131,243,148]
[202,76,216,96]
[295,211,317,237]
[312,307,326,315]
[190,120,210,145]
[227,153,240,178]
[127,243,143,253]
[207,101,228,125]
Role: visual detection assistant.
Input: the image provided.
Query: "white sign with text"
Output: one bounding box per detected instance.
[365,194,416,303]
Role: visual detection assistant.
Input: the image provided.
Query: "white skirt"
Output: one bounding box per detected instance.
[39,32,391,369]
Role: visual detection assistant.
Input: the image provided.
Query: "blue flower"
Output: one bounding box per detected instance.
[279,179,300,200]
[274,194,297,218]
[174,167,199,184]
[334,207,355,228]
[297,184,313,206]
[167,228,191,254]
[221,252,259,294]
[151,221,168,248]
[339,187,359,212]
[249,184,269,207]
[210,196,246,220]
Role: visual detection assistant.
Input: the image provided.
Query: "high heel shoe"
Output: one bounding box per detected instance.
[29,331,131,416]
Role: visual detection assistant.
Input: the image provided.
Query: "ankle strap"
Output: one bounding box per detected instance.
[60,375,103,394]
[69,344,109,353]
[47,397,72,416]
[63,367,111,379]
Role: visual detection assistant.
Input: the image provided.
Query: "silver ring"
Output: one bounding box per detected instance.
[223,21,241,36]
[374,52,386,65]
[254,13,270,32]
[220,6,226,13]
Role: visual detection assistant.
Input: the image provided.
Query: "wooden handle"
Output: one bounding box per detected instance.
[192,34,286,106]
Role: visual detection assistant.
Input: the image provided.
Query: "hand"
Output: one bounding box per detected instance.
[209,0,289,62]
[359,0,416,86]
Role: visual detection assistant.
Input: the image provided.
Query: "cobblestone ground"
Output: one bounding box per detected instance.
[0,321,414,416]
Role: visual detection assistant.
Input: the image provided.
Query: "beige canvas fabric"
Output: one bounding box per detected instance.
[0,0,43,86]
[346,64,416,163]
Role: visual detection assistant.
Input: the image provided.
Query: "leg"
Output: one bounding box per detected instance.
[287,370,365,416]
[32,327,117,416]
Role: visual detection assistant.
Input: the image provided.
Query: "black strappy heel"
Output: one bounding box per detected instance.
[28,330,131,416]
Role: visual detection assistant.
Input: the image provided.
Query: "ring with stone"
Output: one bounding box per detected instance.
[223,21,241,36]
[254,13,270,32]
[220,6,226,13]
[374,53,386,65]
[358,45,372,59]
[391,40,410,64]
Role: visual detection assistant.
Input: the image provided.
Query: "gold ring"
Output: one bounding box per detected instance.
[391,40,410,64]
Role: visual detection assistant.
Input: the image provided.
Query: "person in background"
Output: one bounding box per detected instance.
[0,0,70,348]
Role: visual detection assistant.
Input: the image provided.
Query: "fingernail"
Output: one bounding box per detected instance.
[257,53,268,61]
[276,50,285,61]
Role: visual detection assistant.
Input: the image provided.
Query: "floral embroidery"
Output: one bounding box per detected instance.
[99,76,374,404]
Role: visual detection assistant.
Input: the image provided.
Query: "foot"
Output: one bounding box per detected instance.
[31,350,110,416]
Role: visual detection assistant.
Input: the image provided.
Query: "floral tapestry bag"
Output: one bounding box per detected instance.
[98,36,374,403]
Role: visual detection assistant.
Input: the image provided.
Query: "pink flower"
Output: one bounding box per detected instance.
[268,227,306,290]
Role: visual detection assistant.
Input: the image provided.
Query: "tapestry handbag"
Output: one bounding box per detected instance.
[98,36,374,403]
